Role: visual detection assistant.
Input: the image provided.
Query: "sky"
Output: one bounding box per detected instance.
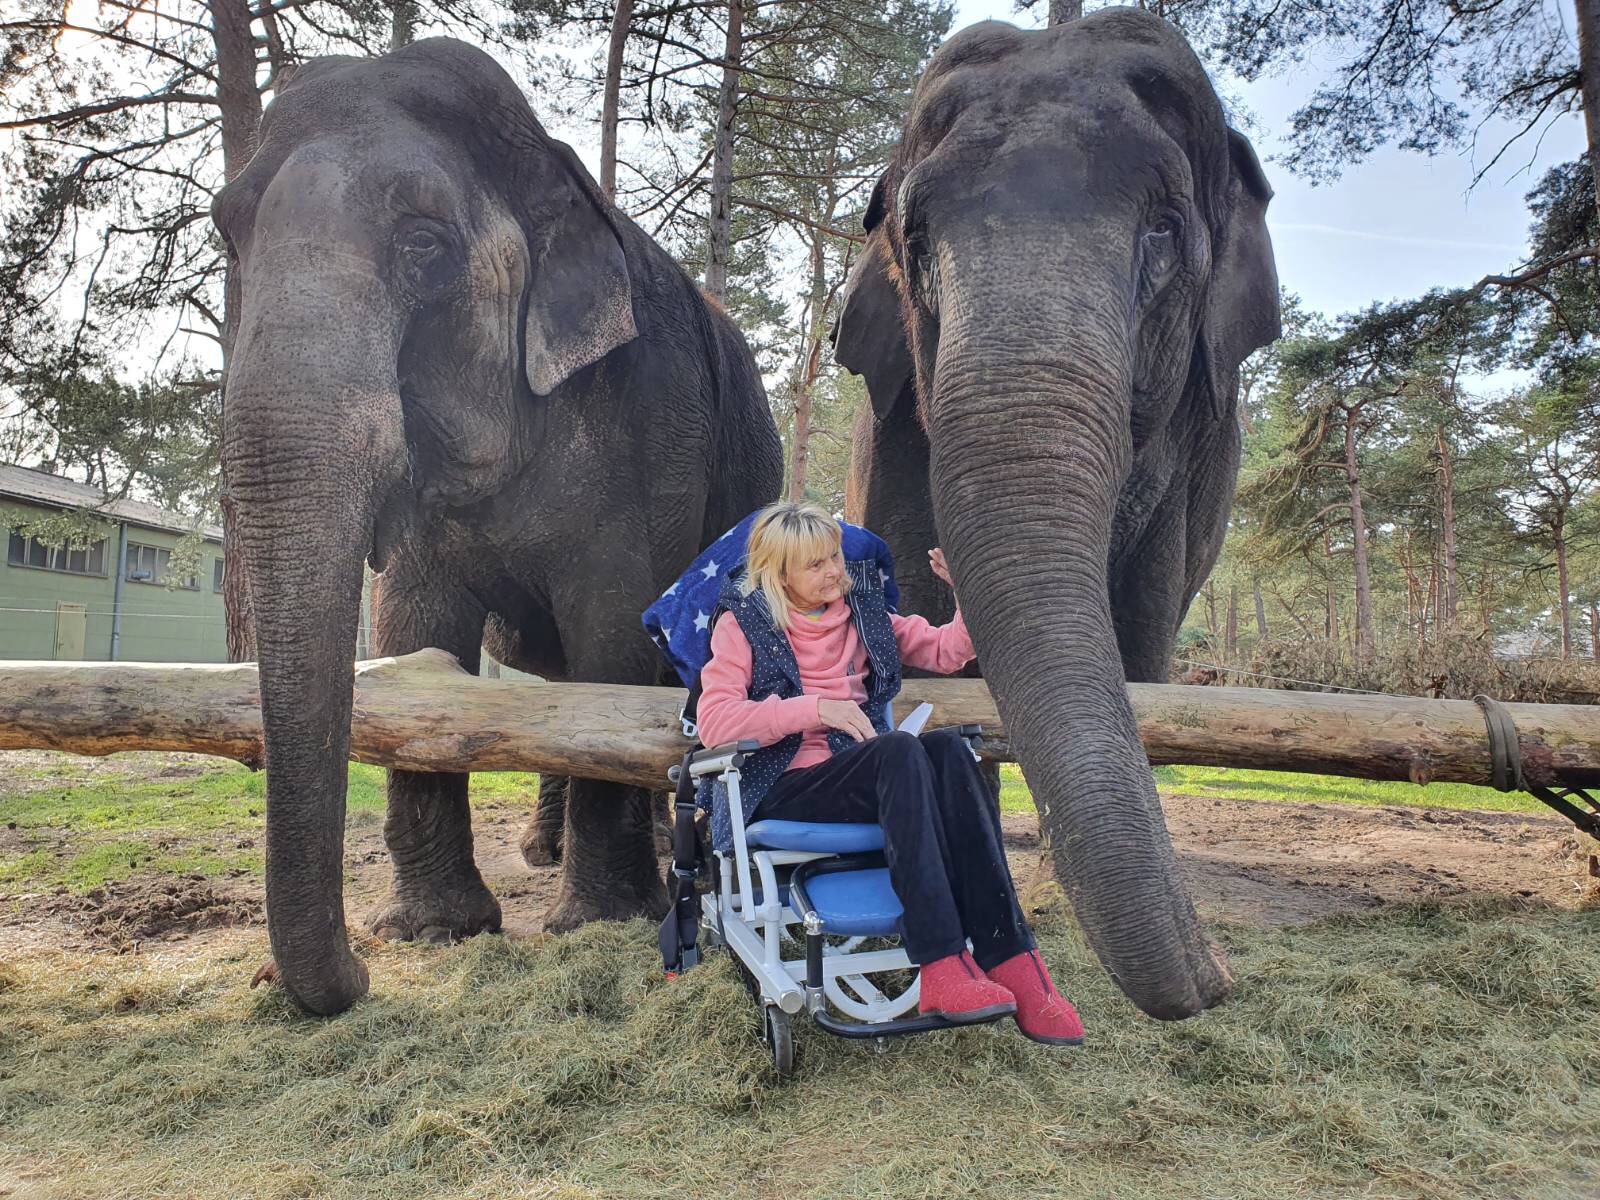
[951,1,1588,383]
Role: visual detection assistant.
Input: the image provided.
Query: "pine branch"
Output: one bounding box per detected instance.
[1,90,220,132]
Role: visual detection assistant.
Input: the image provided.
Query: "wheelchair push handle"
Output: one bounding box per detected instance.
[666,739,763,785]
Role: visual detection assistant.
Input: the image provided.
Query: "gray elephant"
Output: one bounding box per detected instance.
[834,11,1280,1019]
[214,38,781,1014]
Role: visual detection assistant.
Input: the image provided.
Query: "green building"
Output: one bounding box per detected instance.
[1,462,231,663]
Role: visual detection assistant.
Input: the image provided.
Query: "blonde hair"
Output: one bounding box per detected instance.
[742,501,850,631]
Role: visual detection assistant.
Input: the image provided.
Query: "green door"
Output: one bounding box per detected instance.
[53,602,87,660]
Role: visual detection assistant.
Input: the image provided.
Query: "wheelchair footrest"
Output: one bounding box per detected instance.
[813,1007,1013,1040]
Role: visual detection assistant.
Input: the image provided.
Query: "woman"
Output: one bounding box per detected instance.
[697,501,1083,1046]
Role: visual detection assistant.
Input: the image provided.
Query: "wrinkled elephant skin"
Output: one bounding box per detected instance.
[215,39,781,1014]
[835,11,1280,1019]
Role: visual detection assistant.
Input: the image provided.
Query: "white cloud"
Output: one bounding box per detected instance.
[1270,222,1523,255]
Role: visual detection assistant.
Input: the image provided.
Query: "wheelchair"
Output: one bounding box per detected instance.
[659,724,1003,1076]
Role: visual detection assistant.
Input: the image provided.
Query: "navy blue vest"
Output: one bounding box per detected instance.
[704,558,902,852]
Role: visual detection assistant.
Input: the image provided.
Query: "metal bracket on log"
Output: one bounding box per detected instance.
[1475,693,1600,840]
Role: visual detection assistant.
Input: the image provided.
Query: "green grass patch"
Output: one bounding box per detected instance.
[0,755,540,895]
[995,763,1548,818]
[1,899,1595,1198]
[1153,765,1551,816]
[998,763,1032,814]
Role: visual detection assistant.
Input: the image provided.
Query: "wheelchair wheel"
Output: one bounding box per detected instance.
[763,1005,795,1077]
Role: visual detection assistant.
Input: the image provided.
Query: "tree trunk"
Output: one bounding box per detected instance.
[1438,430,1459,630]
[389,0,418,50]
[210,0,264,664]
[1343,405,1375,657]
[703,0,744,301]
[1556,513,1572,659]
[1324,531,1339,644]
[1225,585,1238,658]
[1203,580,1217,636]
[788,339,822,501]
[5,650,1599,791]
[787,217,830,501]
[1425,554,1439,644]
[1574,0,1600,220]
[1591,602,1599,661]
[1049,0,1083,22]
[1253,579,1268,640]
[1399,529,1419,645]
[599,0,634,202]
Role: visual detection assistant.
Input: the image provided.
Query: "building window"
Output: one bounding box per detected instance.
[126,541,198,589]
[6,531,107,575]
[213,556,225,593]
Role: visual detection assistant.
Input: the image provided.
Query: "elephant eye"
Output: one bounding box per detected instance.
[399,228,443,256]
[1139,213,1181,296]
[393,220,461,296]
[906,235,939,314]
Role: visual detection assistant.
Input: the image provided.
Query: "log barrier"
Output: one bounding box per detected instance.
[2,650,1598,813]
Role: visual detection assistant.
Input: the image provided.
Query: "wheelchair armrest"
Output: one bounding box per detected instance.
[666,739,763,785]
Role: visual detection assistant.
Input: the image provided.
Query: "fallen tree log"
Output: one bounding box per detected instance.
[0,648,1597,796]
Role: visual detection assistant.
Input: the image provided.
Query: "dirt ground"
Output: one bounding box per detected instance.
[2,774,1593,960]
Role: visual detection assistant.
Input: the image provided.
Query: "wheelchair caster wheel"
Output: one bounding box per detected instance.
[762,1006,795,1077]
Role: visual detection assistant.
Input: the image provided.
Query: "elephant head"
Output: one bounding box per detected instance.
[835,11,1279,1019]
[213,39,637,1013]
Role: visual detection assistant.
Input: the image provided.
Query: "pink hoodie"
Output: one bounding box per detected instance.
[697,598,976,770]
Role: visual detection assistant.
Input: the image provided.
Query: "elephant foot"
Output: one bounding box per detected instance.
[542,872,666,935]
[521,776,568,867]
[519,818,563,867]
[368,873,502,944]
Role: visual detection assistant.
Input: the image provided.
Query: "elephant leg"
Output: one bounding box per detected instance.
[1110,491,1190,685]
[366,557,502,942]
[542,581,667,932]
[520,774,567,866]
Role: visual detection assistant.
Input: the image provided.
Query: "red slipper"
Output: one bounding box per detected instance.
[988,949,1085,1046]
[918,950,1017,1024]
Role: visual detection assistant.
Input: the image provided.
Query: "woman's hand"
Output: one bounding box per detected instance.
[928,548,958,604]
[817,698,877,742]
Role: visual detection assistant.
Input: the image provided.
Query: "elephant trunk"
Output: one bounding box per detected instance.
[927,294,1231,1021]
[222,271,407,1015]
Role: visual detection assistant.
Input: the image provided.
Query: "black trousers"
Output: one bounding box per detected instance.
[752,728,1034,967]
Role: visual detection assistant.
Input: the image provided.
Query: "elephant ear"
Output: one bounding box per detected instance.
[833,229,914,422]
[514,143,638,396]
[1195,128,1280,421]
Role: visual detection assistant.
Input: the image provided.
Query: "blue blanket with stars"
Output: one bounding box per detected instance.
[642,511,900,689]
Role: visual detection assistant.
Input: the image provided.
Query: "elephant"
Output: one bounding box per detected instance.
[214,37,782,1015]
[833,10,1280,1020]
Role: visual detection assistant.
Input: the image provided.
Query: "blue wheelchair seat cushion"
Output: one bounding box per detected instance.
[743,820,885,854]
[804,868,903,938]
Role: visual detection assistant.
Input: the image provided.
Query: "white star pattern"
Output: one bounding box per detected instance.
[663,580,678,596]
[700,558,720,578]
[694,610,710,631]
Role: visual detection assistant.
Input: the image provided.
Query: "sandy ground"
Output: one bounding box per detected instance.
[2,755,1593,961]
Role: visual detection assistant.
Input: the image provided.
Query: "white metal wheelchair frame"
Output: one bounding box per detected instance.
[687,747,922,1027]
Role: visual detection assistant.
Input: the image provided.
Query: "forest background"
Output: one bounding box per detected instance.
[1,0,1598,701]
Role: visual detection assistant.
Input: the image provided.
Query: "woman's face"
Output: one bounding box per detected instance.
[782,545,846,611]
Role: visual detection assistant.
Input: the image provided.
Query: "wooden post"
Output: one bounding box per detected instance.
[2,650,1598,792]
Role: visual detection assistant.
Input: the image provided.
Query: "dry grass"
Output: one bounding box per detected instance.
[3,897,1598,1199]
[1202,635,1600,704]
